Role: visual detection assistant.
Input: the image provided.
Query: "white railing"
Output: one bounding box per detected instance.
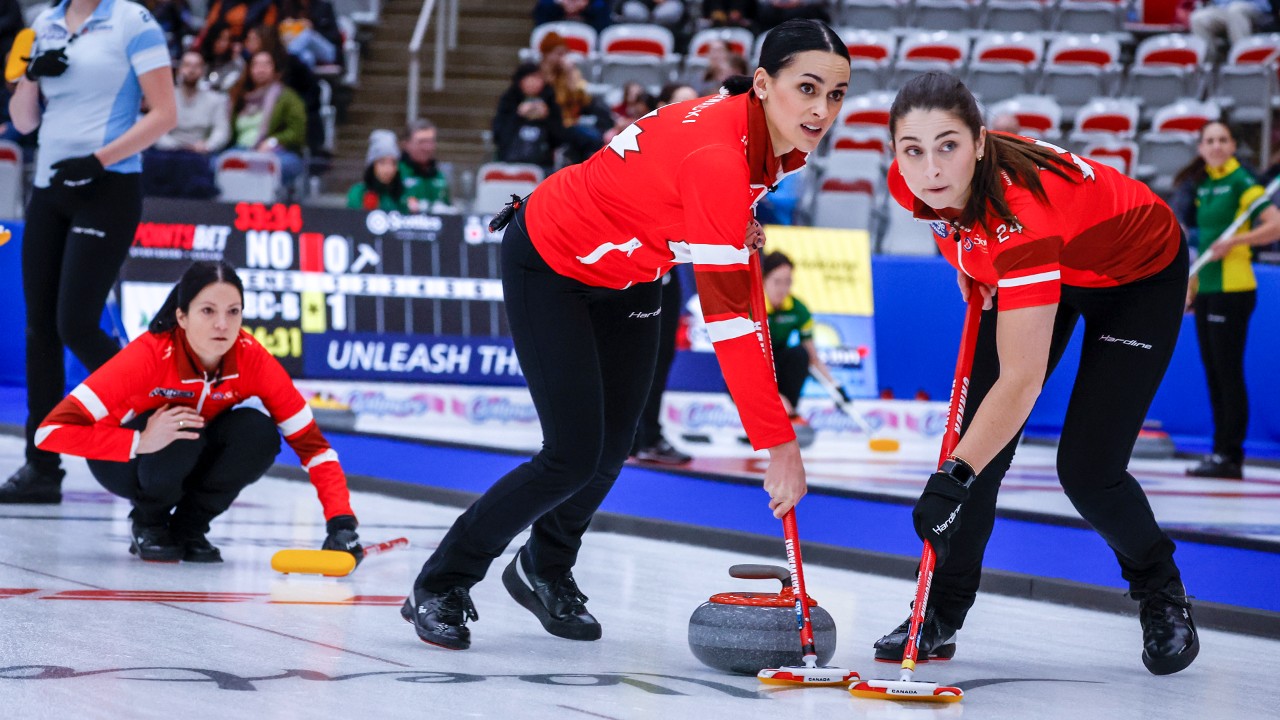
[406,0,459,124]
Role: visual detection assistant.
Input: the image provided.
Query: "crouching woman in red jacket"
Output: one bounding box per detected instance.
[36,260,362,563]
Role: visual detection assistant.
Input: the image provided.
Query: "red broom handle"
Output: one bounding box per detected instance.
[782,508,818,663]
[903,292,984,673]
[361,536,409,557]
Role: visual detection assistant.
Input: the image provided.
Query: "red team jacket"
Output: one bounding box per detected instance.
[888,136,1182,311]
[36,328,355,520]
[526,91,805,450]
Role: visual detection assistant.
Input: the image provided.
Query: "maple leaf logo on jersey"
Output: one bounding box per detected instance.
[607,109,659,159]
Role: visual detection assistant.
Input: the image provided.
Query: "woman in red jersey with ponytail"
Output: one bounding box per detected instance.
[36,261,362,565]
[873,72,1197,677]
[402,19,850,652]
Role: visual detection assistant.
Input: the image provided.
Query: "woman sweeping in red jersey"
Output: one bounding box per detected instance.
[402,19,850,651]
[874,72,1197,676]
[36,261,362,564]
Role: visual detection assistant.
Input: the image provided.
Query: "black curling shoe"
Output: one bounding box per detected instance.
[401,586,478,650]
[873,606,958,663]
[178,534,223,563]
[1132,579,1199,676]
[128,522,183,562]
[1185,454,1243,480]
[0,464,64,504]
[502,546,601,641]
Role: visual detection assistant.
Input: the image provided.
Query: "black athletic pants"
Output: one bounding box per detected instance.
[23,174,142,473]
[415,204,663,592]
[89,408,282,532]
[634,271,681,449]
[773,343,809,411]
[1192,290,1256,463]
[931,245,1188,629]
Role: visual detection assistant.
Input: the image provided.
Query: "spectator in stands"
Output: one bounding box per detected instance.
[704,0,755,28]
[700,43,750,95]
[1190,0,1272,54]
[0,0,177,504]
[757,0,830,32]
[493,62,563,173]
[201,21,245,91]
[533,0,610,32]
[602,82,656,145]
[227,50,307,185]
[401,118,453,208]
[145,0,199,60]
[144,50,230,198]
[347,129,430,212]
[657,82,698,105]
[630,83,703,467]
[1173,121,1280,479]
[198,0,279,44]
[991,113,1022,134]
[539,32,608,164]
[243,24,327,158]
[762,251,846,420]
[619,0,685,32]
[278,0,343,70]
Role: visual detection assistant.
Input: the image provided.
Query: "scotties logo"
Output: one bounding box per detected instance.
[930,221,950,240]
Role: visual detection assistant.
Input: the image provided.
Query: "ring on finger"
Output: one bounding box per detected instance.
[179,420,185,429]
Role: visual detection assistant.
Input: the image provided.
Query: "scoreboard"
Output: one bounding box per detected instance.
[121,199,522,384]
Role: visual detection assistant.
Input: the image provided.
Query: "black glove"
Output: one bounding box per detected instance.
[50,154,106,187]
[25,47,69,80]
[911,464,973,568]
[836,385,852,404]
[322,514,364,564]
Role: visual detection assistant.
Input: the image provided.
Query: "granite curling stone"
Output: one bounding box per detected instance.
[688,563,836,675]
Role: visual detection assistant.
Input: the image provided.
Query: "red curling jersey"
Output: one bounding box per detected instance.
[526,91,807,450]
[36,328,354,520]
[888,135,1182,311]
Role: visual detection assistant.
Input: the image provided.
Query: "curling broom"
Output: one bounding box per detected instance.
[757,508,861,687]
[272,537,409,577]
[809,368,900,452]
[850,291,984,704]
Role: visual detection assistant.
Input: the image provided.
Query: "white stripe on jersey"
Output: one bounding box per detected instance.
[71,384,109,420]
[998,270,1061,288]
[34,425,59,448]
[278,406,315,436]
[304,449,340,470]
[689,243,749,266]
[706,316,756,342]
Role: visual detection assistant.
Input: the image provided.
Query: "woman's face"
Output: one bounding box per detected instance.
[176,282,243,367]
[1198,122,1236,169]
[665,86,698,106]
[893,108,986,212]
[249,52,277,86]
[764,264,792,308]
[373,156,398,184]
[755,51,850,155]
[245,29,263,55]
[213,28,231,56]
[519,71,545,97]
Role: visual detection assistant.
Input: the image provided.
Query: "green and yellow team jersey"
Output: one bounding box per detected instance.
[765,294,813,348]
[1196,157,1269,294]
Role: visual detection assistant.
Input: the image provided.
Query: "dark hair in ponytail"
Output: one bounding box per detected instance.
[888,72,1080,232]
[148,260,245,334]
[721,19,849,97]
[1172,120,1237,189]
